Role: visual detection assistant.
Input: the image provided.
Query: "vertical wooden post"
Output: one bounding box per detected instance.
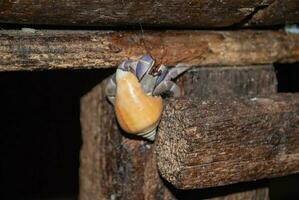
[79,80,173,200]
[79,65,276,199]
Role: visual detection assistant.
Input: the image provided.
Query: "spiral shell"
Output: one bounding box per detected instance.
[115,69,163,141]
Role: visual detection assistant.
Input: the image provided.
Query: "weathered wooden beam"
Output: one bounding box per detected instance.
[0,0,298,27]
[1,30,299,72]
[156,94,299,190]
[79,65,276,199]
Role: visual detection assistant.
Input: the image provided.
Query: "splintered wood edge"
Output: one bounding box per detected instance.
[0,30,299,72]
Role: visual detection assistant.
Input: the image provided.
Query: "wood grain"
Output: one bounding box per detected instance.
[176,65,277,99]
[0,0,298,27]
[1,30,299,71]
[156,94,299,189]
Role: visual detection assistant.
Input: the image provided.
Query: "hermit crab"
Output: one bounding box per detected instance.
[105,55,190,141]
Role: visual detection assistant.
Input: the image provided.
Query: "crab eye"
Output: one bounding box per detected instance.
[136,55,155,80]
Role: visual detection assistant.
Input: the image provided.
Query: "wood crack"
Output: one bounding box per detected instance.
[235,5,271,27]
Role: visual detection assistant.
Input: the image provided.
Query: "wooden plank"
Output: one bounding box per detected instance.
[176,66,277,98]
[156,94,299,190]
[79,65,276,199]
[1,30,299,72]
[0,0,298,27]
[247,0,299,26]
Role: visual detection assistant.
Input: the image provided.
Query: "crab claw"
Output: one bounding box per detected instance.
[136,55,155,80]
[136,55,158,94]
[118,59,138,74]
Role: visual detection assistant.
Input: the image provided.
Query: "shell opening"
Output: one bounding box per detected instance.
[137,128,157,141]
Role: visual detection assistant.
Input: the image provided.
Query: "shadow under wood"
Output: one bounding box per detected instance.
[270,174,299,200]
[274,62,299,92]
[161,175,269,200]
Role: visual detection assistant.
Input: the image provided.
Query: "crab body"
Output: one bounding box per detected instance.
[105,55,190,141]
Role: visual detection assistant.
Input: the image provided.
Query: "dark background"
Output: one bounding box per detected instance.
[0,63,298,200]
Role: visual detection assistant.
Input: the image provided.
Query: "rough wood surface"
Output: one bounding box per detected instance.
[0,0,298,27]
[176,66,277,99]
[79,65,276,199]
[156,94,299,190]
[1,30,299,71]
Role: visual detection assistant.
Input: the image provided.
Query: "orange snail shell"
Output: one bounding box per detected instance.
[115,69,163,140]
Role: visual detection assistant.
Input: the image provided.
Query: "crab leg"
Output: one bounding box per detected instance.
[153,80,181,97]
[164,63,191,81]
[153,63,190,97]
[105,74,117,104]
[155,65,168,86]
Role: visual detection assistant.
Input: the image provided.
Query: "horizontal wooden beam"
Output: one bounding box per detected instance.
[1,30,299,72]
[156,94,299,189]
[0,0,298,27]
